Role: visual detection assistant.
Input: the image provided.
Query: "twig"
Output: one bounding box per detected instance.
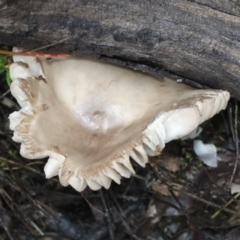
[0,89,10,100]
[211,192,240,219]
[100,189,115,240]
[30,37,70,52]
[81,193,104,216]
[110,192,143,240]
[30,221,44,236]
[228,105,235,142]
[0,37,71,58]
[174,188,238,216]
[202,167,221,192]
[168,187,204,240]
[228,100,239,191]
[0,156,44,175]
[0,49,70,58]
[0,188,42,234]
[0,214,15,240]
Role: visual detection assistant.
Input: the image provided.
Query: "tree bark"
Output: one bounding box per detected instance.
[1,0,240,99]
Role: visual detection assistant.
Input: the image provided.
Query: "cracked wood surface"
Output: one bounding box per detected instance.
[1,0,240,99]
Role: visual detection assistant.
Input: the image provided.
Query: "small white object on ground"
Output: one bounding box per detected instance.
[230,183,240,194]
[193,140,218,167]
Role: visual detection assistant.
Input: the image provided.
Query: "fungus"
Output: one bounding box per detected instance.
[9,49,230,192]
[193,140,218,167]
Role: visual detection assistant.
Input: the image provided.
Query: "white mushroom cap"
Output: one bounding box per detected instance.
[9,48,230,192]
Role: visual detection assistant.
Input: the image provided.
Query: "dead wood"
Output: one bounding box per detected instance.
[1,0,240,99]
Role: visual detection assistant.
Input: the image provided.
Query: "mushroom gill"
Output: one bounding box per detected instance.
[9,50,230,192]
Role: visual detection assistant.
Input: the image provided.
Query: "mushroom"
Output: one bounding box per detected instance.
[9,48,230,192]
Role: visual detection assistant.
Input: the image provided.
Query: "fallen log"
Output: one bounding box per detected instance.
[1,0,240,99]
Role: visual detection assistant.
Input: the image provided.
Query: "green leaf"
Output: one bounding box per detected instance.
[0,56,8,74]
[0,57,7,66]
[0,54,12,85]
[6,69,11,85]
[0,67,5,74]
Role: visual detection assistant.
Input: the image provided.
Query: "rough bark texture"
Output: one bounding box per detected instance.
[1,0,240,99]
